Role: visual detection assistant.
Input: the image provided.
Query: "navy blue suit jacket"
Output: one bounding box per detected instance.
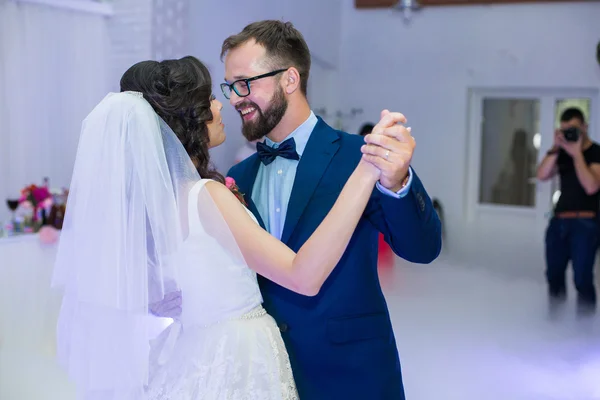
[227,118,441,399]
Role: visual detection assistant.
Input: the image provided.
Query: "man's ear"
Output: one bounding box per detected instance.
[284,67,300,94]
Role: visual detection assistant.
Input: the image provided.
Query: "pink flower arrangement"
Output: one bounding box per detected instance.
[19,184,52,223]
[225,177,247,206]
[19,184,51,206]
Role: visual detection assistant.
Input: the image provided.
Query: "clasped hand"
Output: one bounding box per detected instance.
[361,109,415,192]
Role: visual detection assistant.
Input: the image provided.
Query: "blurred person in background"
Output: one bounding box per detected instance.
[537,107,600,316]
[358,122,374,137]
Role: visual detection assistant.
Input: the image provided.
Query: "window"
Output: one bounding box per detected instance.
[479,99,539,207]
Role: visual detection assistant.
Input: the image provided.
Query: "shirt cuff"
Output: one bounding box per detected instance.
[376,167,413,199]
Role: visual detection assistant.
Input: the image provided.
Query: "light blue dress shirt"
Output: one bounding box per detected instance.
[252,111,413,239]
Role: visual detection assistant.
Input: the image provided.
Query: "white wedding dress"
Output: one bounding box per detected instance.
[53,92,295,400]
[145,179,298,400]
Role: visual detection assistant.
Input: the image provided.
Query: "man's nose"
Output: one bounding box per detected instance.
[229,91,241,107]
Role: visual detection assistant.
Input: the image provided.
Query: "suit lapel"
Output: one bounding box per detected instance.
[237,154,265,229]
[281,118,340,244]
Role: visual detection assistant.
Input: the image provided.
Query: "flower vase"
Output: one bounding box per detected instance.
[32,206,39,224]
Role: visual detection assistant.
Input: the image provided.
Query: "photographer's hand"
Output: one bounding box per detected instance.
[536,130,562,181]
[557,131,583,157]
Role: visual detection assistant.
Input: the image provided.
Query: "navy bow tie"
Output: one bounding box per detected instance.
[256,138,300,166]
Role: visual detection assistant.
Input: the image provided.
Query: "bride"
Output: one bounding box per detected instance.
[52,56,381,400]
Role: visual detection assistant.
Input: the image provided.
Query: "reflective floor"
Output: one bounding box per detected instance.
[1,258,599,399]
[382,259,600,400]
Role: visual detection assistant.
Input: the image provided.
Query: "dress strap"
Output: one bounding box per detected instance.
[187,179,211,235]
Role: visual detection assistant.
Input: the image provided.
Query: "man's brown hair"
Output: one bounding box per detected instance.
[221,20,311,96]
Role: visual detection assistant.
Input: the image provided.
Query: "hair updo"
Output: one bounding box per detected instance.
[119,56,224,183]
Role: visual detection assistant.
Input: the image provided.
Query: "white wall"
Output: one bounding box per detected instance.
[186,0,342,171]
[152,0,190,61]
[0,1,111,223]
[338,1,600,265]
[107,0,153,91]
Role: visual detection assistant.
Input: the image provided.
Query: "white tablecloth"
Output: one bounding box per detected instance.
[0,234,76,400]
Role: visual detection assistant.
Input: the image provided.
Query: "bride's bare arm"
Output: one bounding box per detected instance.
[204,160,379,296]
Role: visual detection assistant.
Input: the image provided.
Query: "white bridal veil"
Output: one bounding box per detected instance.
[51,91,206,399]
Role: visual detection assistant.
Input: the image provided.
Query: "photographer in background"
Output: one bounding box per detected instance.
[537,107,600,316]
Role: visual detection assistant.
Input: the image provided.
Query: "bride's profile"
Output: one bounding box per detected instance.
[52,56,380,399]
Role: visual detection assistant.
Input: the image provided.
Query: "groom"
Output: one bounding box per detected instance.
[222,20,441,399]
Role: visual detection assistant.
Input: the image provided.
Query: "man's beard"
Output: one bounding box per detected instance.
[240,87,288,141]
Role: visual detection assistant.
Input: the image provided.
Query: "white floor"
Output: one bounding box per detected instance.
[2,258,599,399]
[383,258,600,400]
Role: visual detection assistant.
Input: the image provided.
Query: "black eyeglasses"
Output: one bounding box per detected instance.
[220,69,287,99]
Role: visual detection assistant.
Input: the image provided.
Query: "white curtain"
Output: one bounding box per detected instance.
[0,0,110,222]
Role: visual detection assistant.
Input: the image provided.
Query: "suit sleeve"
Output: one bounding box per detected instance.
[364,168,442,264]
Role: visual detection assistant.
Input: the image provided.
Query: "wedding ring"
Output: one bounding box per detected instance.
[385,150,390,160]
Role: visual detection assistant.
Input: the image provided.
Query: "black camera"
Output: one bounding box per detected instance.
[562,127,581,142]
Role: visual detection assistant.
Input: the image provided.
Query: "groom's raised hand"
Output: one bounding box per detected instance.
[360,110,415,192]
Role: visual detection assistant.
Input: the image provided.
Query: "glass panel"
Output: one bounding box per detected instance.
[550,98,592,207]
[479,98,540,207]
[554,98,591,129]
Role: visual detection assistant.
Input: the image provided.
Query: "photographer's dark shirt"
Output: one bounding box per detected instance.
[555,143,600,213]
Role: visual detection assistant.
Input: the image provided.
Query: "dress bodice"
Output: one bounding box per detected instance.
[177,179,262,327]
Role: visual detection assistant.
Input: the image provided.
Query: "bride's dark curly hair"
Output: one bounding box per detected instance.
[119,56,224,183]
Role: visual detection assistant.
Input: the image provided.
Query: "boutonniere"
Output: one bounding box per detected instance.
[225,177,248,207]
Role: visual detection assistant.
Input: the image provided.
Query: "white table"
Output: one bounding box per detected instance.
[0,234,76,399]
